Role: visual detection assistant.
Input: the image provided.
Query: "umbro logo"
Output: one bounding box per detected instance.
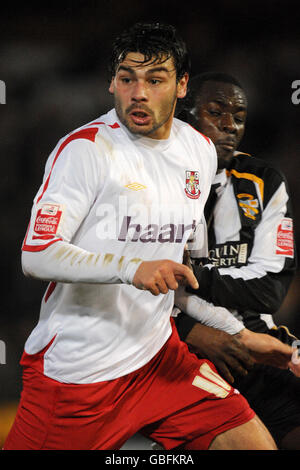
[125,182,147,191]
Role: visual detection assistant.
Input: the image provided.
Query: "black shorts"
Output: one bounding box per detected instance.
[234,326,300,447]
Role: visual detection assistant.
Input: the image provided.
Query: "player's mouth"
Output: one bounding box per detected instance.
[217,139,236,151]
[128,108,152,126]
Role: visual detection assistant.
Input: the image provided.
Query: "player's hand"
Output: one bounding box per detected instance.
[289,360,300,377]
[182,246,193,271]
[185,323,254,384]
[237,328,294,369]
[132,260,199,296]
[287,346,300,377]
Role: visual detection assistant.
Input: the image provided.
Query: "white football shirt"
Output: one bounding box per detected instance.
[21,108,217,383]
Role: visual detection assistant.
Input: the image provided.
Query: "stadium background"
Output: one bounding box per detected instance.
[0,0,299,449]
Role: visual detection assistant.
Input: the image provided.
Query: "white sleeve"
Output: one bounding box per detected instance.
[21,137,143,285]
[22,240,142,284]
[174,286,245,335]
[23,138,102,249]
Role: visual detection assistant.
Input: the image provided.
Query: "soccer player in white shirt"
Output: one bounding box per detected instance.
[4,23,292,450]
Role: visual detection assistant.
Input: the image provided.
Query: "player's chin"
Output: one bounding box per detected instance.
[216,149,235,169]
[127,121,153,135]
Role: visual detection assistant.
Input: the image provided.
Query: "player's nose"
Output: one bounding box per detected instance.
[220,113,237,133]
[131,80,148,102]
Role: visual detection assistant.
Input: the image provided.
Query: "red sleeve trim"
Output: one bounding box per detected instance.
[22,127,98,252]
[188,124,211,144]
[87,121,120,129]
[32,235,55,240]
[44,281,57,303]
[36,127,99,204]
[22,237,62,252]
[22,220,63,252]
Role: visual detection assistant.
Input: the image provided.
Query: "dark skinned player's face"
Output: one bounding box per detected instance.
[195,81,247,170]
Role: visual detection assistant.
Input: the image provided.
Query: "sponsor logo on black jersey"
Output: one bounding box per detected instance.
[208,242,248,267]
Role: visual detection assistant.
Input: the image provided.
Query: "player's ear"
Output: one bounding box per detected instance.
[108,78,115,94]
[177,73,189,99]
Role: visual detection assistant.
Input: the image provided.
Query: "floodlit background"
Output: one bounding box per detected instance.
[0,0,299,449]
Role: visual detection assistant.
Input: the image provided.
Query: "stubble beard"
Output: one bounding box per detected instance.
[114,93,177,138]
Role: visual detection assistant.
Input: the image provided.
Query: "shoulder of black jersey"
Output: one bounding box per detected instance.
[230,151,291,207]
[232,151,287,184]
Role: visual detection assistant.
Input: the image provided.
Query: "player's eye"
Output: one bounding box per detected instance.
[208,109,221,117]
[235,115,245,124]
[120,77,132,84]
[149,78,161,85]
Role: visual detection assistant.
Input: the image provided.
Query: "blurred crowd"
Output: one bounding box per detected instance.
[0,2,299,443]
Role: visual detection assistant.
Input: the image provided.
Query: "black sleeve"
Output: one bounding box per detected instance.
[187,267,294,315]
[187,165,297,316]
[174,312,198,341]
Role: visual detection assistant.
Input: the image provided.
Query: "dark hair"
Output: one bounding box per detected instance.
[109,22,190,81]
[179,72,245,112]
[176,72,245,122]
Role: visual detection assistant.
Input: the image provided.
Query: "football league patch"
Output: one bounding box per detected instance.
[276,217,294,257]
[33,203,63,239]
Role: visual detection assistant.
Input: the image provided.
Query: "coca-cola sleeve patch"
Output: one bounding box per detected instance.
[33,203,63,239]
[275,217,294,258]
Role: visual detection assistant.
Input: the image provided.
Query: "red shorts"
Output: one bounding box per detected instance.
[4,322,254,450]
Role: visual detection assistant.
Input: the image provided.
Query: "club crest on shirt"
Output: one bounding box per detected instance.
[185,170,201,199]
[237,193,259,220]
